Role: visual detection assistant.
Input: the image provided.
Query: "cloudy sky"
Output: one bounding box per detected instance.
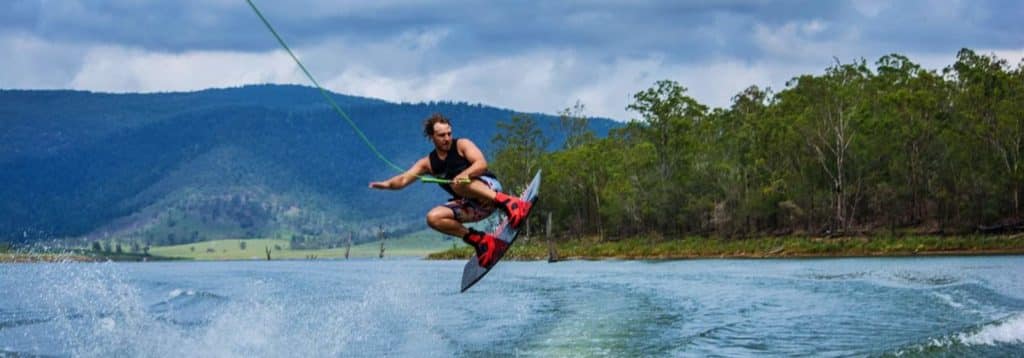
[2,0,1021,120]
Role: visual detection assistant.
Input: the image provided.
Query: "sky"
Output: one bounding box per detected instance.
[2,0,1022,121]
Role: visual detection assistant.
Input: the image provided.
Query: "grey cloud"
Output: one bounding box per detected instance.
[2,0,1021,119]
[3,1,1017,64]
[0,2,845,57]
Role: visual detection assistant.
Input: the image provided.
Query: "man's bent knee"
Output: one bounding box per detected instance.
[426,207,454,228]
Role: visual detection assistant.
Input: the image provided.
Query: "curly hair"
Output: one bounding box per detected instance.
[423,113,451,138]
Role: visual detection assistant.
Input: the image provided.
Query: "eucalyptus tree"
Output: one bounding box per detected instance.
[777,60,873,233]
[872,54,950,225]
[947,49,1024,220]
[558,101,596,150]
[627,80,708,233]
[708,86,779,235]
[491,114,550,196]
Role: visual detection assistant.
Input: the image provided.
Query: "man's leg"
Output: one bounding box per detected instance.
[425,202,507,268]
[426,205,469,237]
[451,179,531,229]
[449,180,498,203]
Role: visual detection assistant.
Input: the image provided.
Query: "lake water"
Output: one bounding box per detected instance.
[2,256,1023,357]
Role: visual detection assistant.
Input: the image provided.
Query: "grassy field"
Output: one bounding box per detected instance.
[428,234,1024,260]
[149,230,466,260]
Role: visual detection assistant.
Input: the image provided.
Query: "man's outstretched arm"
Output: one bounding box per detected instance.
[369,157,430,190]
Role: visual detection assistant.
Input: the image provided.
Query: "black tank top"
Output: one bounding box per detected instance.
[429,138,496,198]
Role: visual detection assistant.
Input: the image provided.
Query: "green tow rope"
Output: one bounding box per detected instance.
[246,0,450,184]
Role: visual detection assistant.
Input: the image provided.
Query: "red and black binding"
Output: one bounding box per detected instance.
[494,191,532,229]
[462,228,509,268]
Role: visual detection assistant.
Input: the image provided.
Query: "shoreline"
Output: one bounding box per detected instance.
[5,235,1024,263]
[426,234,1024,261]
[523,249,1024,261]
[427,248,1024,262]
[3,250,1023,263]
[0,253,100,263]
[0,252,171,263]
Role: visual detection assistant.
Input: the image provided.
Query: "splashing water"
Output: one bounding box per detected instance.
[959,313,1024,346]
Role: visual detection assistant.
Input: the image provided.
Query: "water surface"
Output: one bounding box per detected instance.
[2,257,1022,356]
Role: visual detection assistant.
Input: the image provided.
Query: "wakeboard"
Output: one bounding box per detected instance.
[460,170,541,292]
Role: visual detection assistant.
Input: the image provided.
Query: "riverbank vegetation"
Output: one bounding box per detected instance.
[427,234,1024,260]
[491,49,1024,240]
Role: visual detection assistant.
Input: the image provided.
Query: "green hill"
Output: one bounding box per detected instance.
[1,85,618,246]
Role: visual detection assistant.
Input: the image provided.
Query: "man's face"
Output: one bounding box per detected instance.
[431,123,453,150]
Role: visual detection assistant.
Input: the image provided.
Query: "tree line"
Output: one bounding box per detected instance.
[491,49,1024,239]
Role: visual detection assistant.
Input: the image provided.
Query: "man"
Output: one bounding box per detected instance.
[368,113,531,267]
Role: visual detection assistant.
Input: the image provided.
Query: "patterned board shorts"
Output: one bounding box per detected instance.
[444,176,504,223]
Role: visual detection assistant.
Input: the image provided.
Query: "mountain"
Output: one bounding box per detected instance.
[0,84,619,245]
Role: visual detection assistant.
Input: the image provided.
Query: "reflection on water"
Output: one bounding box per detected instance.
[2,257,1022,357]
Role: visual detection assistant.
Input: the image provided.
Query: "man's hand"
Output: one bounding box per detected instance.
[453,174,472,185]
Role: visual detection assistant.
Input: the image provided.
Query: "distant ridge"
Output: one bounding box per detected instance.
[0,84,619,245]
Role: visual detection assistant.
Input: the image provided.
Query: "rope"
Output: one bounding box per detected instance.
[245,0,450,184]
